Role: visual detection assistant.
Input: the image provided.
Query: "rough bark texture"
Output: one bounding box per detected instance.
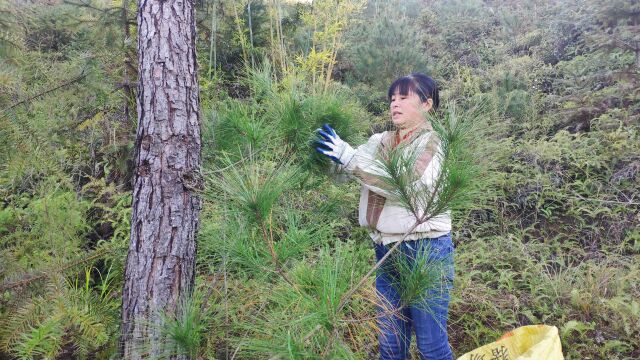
[120,0,201,357]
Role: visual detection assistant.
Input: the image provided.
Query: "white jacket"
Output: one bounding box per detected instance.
[338,128,452,245]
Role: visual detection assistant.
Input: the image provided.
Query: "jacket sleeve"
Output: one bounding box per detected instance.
[337,133,398,198]
[340,133,410,198]
[412,133,442,192]
[340,132,442,200]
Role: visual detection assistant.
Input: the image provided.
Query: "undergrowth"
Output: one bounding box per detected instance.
[0,0,639,359]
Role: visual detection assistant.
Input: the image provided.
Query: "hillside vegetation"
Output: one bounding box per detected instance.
[0,0,638,359]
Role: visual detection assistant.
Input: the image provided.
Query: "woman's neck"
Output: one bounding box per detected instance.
[397,122,431,138]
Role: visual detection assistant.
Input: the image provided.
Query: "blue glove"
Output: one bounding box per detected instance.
[315,124,352,164]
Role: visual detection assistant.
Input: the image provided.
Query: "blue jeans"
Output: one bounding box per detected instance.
[374,233,454,360]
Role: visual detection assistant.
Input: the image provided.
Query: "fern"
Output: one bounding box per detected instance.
[0,296,49,353]
[13,319,63,360]
[1,270,119,359]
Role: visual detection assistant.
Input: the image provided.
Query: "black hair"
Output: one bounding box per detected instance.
[387,73,440,110]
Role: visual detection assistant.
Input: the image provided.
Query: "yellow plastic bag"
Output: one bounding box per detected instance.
[457,325,564,360]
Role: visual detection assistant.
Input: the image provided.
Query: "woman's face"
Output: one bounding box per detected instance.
[389,90,433,129]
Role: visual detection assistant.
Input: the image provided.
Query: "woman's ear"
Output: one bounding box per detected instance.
[422,98,433,112]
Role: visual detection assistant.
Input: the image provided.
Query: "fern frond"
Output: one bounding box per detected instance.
[0,295,50,353]
[12,319,63,360]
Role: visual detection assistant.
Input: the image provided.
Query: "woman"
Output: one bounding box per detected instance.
[315,73,454,360]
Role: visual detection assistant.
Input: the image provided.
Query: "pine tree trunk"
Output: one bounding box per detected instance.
[208,0,217,75]
[120,0,201,357]
[248,1,255,68]
[121,0,132,125]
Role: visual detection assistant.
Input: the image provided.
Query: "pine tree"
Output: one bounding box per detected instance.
[120,0,202,357]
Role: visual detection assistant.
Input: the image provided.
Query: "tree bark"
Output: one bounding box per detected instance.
[121,0,132,125]
[247,1,255,68]
[120,0,201,357]
[208,0,217,75]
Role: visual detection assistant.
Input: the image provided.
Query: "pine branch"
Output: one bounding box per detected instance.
[0,247,113,292]
[2,70,87,113]
[62,0,122,16]
[300,220,421,345]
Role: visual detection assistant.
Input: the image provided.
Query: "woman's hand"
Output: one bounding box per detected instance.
[315,124,351,164]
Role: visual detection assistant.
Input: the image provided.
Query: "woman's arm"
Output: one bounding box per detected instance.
[349,132,443,203]
[316,125,442,200]
[316,124,392,196]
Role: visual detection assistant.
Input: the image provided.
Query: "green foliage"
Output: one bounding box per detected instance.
[0,273,120,359]
[0,1,134,357]
[272,91,307,148]
[160,290,211,358]
[214,157,298,225]
[235,240,371,359]
[207,65,368,173]
[1,188,90,278]
[293,87,367,171]
[14,319,64,360]
[212,98,274,160]
[340,0,640,357]
[344,0,428,92]
[2,0,639,358]
[382,245,449,309]
[275,209,334,264]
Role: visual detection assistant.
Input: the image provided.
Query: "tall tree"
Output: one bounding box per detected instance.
[120,0,201,357]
